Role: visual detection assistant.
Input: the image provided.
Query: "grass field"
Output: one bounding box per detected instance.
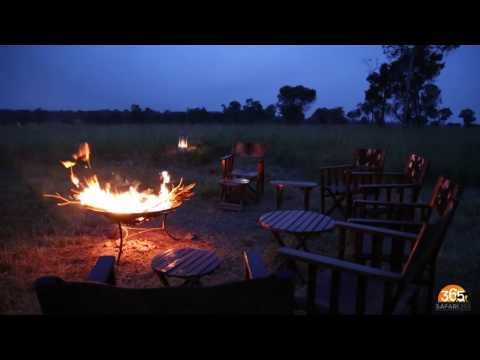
[0,123,479,313]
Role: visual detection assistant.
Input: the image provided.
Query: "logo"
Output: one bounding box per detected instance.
[435,284,471,312]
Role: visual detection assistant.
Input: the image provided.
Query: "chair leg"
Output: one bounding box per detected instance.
[321,188,325,213]
[425,269,435,314]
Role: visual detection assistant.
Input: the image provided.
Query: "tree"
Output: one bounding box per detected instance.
[130,104,143,123]
[459,108,476,127]
[438,107,453,125]
[381,45,459,126]
[264,104,277,120]
[277,85,316,124]
[222,100,242,122]
[242,98,264,122]
[347,107,362,123]
[363,63,394,126]
[417,83,442,125]
[309,107,348,125]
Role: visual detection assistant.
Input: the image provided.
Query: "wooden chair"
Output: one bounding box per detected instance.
[222,142,265,201]
[320,148,385,218]
[34,251,295,315]
[352,153,429,205]
[349,176,462,312]
[278,188,460,314]
[219,154,251,211]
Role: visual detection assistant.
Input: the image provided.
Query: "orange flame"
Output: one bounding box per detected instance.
[45,143,195,215]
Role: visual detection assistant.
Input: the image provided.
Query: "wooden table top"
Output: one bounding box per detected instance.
[258,210,335,234]
[270,180,318,188]
[151,248,221,279]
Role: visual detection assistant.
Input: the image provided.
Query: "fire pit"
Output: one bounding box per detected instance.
[45,142,195,264]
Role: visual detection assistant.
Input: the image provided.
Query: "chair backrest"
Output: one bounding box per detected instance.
[403,153,429,185]
[428,176,462,218]
[401,184,460,284]
[233,142,265,158]
[34,275,295,315]
[220,155,234,179]
[353,148,385,171]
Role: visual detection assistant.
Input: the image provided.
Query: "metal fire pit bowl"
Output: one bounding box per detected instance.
[85,202,183,265]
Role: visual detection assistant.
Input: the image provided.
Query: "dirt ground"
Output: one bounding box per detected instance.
[1,171,333,314]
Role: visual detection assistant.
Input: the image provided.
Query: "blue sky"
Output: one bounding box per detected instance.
[0,45,479,121]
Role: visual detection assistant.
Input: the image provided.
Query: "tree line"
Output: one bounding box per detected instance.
[0,45,476,127]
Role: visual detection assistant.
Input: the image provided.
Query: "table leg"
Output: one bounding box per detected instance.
[117,222,124,265]
[156,272,170,287]
[275,185,284,209]
[162,213,181,241]
[303,188,311,211]
[272,231,286,247]
[295,234,309,251]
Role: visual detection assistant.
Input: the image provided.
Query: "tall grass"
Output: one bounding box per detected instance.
[2,123,480,185]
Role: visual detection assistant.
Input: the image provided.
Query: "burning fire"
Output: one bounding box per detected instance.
[45,143,195,215]
[178,136,189,150]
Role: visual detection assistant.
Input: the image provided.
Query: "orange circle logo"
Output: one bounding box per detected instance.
[437,284,468,303]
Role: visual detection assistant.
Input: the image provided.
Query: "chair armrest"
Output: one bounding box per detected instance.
[86,256,116,285]
[350,171,382,176]
[278,247,402,281]
[221,154,233,161]
[347,218,424,232]
[353,200,430,209]
[382,171,405,176]
[243,250,269,280]
[318,164,352,171]
[335,221,418,241]
[359,183,419,190]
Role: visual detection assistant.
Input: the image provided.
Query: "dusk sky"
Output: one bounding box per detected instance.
[1,45,479,121]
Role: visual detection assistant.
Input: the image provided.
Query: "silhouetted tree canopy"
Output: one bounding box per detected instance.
[459,108,476,127]
[438,108,453,124]
[309,107,348,124]
[277,85,316,124]
[360,45,459,127]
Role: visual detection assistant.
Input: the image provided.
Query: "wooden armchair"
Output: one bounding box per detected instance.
[352,153,429,205]
[351,176,461,227]
[320,148,385,218]
[278,194,459,314]
[34,251,295,315]
[349,176,462,312]
[222,142,265,201]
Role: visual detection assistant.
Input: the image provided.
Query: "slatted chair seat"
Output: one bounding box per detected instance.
[312,269,388,315]
[231,169,258,179]
[219,178,250,187]
[360,235,412,261]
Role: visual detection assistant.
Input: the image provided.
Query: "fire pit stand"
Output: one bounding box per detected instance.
[88,204,182,265]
